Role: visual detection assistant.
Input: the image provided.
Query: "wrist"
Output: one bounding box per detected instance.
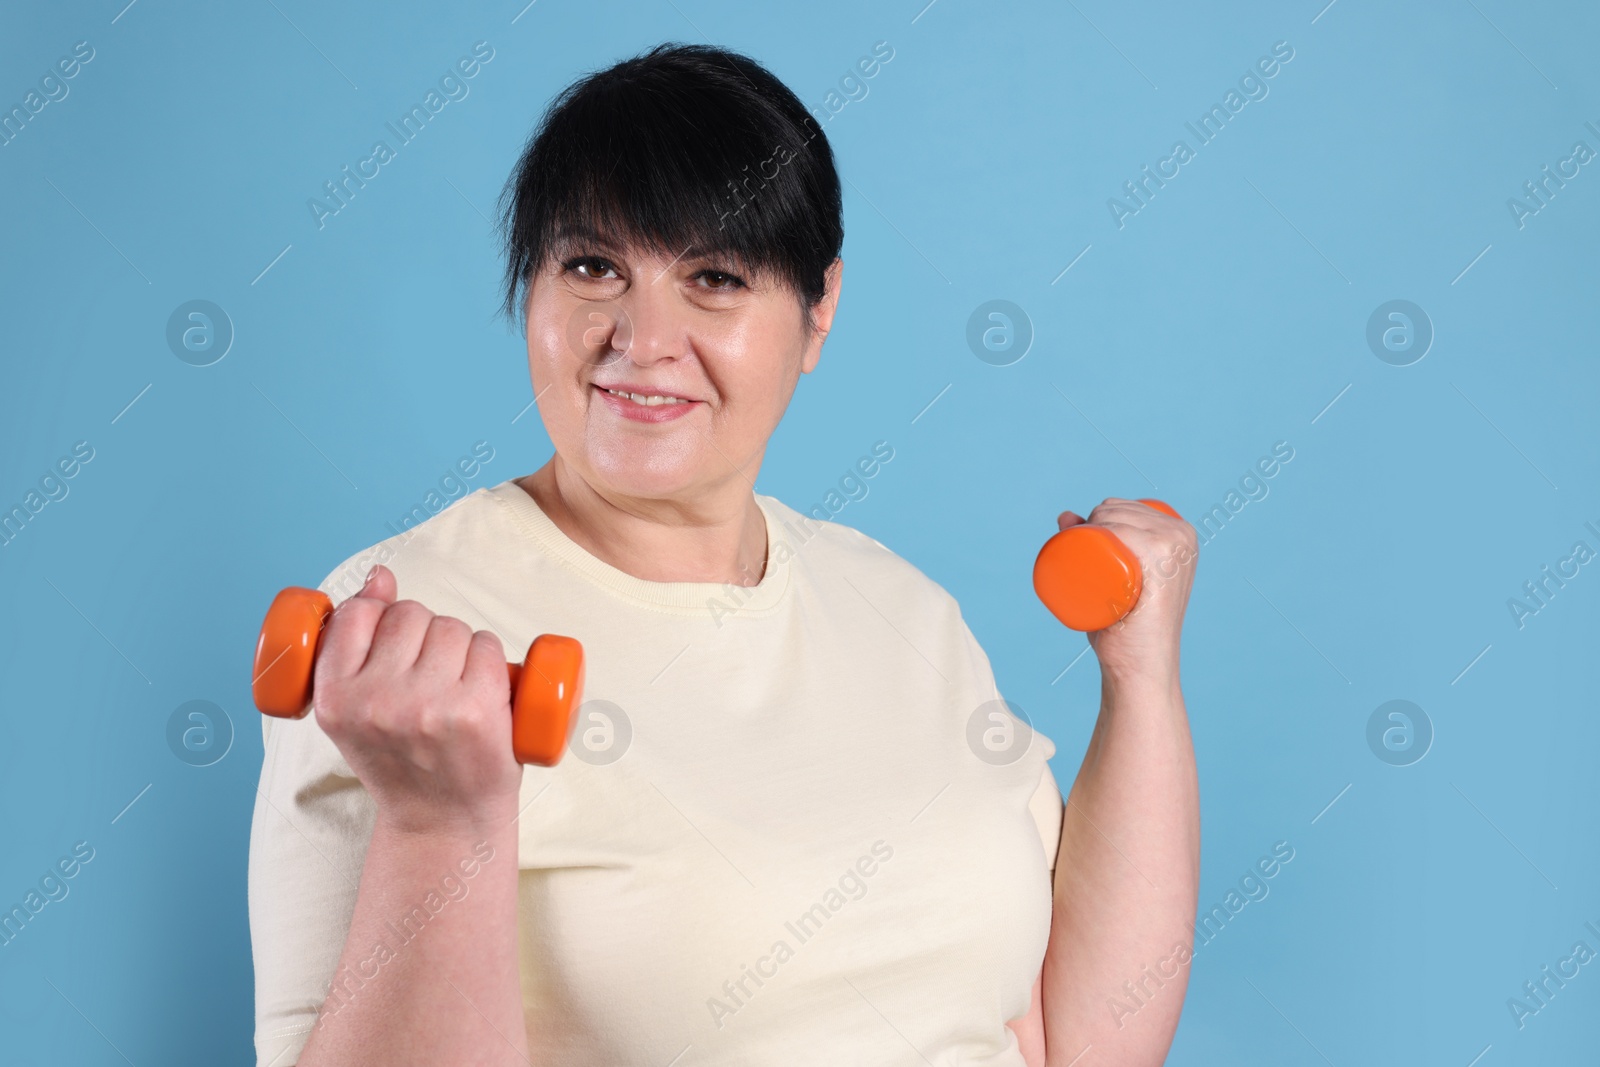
[1100,660,1182,704]
[373,802,520,845]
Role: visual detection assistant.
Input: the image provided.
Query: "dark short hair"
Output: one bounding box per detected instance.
[495,42,843,334]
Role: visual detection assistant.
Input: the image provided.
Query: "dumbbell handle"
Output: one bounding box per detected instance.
[250,587,583,766]
[1032,499,1181,632]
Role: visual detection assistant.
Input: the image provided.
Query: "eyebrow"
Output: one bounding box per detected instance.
[552,226,745,270]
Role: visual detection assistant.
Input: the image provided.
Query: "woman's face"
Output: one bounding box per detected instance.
[524,233,841,505]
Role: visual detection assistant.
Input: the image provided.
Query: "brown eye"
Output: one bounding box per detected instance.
[697,269,745,290]
[565,257,617,280]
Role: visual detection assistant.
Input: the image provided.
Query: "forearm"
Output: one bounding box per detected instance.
[1040,671,1200,1066]
[297,817,526,1067]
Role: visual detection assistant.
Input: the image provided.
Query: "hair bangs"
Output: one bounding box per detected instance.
[497,43,842,332]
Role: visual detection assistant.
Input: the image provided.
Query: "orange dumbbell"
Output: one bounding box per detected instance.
[250,587,585,766]
[1033,499,1182,632]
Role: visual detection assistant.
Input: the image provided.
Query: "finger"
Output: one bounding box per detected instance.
[364,599,433,678]
[317,593,385,683]
[464,629,509,700]
[416,614,474,681]
[1090,520,1155,545]
[1087,501,1155,528]
[1091,498,1178,528]
[1107,498,1187,526]
[318,566,397,676]
[1094,520,1196,579]
[1056,510,1086,532]
[363,564,398,605]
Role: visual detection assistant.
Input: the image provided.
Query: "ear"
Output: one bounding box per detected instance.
[800,257,843,375]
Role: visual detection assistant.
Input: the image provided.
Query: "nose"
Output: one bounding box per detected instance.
[609,264,692,366]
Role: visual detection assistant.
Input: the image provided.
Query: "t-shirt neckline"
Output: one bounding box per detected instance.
[486,477,792,615]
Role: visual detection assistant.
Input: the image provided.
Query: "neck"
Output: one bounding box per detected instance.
[517,457,768,587]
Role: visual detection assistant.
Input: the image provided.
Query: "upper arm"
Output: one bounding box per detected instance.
[1008,760,1061,1066]
[248,676,374,1066]
[1007,970,1048,1067]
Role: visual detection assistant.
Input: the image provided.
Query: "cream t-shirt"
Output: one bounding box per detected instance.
[249,478,1064,1066]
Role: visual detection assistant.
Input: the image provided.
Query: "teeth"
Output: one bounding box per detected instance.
[604,387,686,406]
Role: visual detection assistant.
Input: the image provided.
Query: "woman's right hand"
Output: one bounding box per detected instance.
[312,564,524,835]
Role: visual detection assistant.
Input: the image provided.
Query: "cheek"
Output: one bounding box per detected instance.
[524,282,581,371]
[721,315,800,410]
[527,317,592,412]
[527,308,566,372]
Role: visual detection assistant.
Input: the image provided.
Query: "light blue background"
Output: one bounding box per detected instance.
[3,0,1597,1063]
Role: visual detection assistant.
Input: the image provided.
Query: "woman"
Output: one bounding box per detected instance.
[249,42,1200,1067]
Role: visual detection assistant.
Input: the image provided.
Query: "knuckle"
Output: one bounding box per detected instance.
[390,598,431,621]
[313,687,358,734]
[327,597,376,636]
[413,705,448,743]
[384,599,434,633]
[432,614,473,643]
[312,686,341,724]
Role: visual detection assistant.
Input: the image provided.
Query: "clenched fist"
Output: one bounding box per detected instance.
[312,564,524,835]
[1055,498,1198,685]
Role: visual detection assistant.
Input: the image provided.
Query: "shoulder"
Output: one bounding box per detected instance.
[761,495,972,659]
[314,482,516,606]
[762,494,958,602]
[763,495,1058,743]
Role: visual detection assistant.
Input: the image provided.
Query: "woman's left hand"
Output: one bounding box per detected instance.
[1055,498,1198,685]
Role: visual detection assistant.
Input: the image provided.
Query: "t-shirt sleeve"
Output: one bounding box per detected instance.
[1029,756,1064,875]
[247,569,376,1067]
[949,601,1065,877]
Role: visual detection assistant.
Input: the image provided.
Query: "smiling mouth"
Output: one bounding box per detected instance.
[596,385,694,407]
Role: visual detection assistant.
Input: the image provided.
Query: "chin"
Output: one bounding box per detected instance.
[580,437,704,499]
